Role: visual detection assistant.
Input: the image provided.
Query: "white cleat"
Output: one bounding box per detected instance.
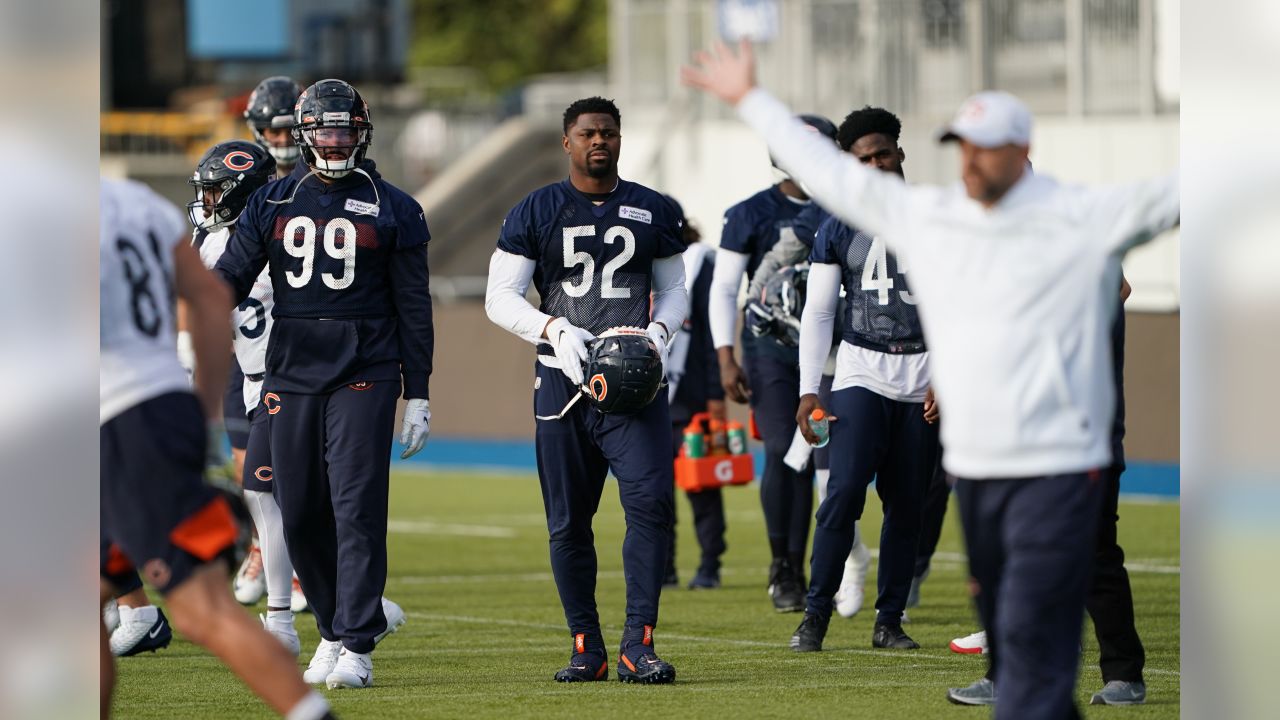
[103,599,120,633]
[260,611,301,657]
[835,539,872,618]
[303,639,343,684]
[949,629,988,655]
[374,597,406,645]
[233,545,266,605]
[326,648,373,689]
[290,575,309,613]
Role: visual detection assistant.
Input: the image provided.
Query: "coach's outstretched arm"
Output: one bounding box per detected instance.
[682,41,912,245]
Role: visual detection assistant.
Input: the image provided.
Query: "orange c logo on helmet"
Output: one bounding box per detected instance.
[254,466,273,483]
[264,392,282,415]
[589,374,607,401]
[223,150,255,172]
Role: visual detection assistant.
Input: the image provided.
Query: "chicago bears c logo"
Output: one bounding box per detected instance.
[263,392,282,415]
[588,374,608,401]
[223,150,255,172]
[254,466,273,483]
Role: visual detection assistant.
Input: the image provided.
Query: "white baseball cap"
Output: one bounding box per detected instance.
[937,91,1032,148]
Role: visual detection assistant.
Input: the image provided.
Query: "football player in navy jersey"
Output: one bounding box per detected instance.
[709,114,838,613]
[215,78,432,690]
[787,107,939,653]
[484,97,689,684]
[245,76,304,178]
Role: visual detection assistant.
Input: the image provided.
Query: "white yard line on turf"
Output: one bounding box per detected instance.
[409,612,1180,675]
[386,519,518,538]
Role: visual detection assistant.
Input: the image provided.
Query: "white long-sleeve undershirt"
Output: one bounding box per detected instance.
[484,249,552,346]
[708,249,749,349]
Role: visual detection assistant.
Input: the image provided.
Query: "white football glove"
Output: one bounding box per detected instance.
[546,317,595,386]
[646,322,670,367]
[399,398,431,459]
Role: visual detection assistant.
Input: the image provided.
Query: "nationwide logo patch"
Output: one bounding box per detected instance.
[618,206,652,224]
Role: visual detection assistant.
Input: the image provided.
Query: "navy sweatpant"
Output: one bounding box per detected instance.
[806,386,937,624]
[745,354,813,563]
[534,363,674,645]
[956,472,1105,720]
[266,379,400,654]
[665,425,727,579]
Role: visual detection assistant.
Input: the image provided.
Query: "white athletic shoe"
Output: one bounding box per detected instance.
[103,599,120,633]
[260,611,301,657]
[109,605,171,657]
[233,545,266,605]
[949,629,988,655]
[374,597,407,645]
[834,540,872,618]
[290,575,309,613]
[326,648,373,689]
[303,639,343,684]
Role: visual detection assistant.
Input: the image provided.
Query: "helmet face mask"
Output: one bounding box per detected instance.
[186,141,276,231]
[292,79,374,179]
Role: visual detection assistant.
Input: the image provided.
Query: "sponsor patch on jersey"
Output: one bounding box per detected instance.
[344,198,380,217]
[618,205,652,224]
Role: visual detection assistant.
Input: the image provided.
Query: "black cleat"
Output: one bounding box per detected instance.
[617,625,676,684]
[789,612,829,652]
[768,559,805,613]
[687,571,720,590]
[554,633,609,682]
[872,623,920,650]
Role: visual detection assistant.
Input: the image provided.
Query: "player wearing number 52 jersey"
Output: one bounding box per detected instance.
[789,107,939,654]
[215,79,432,690]
[485,97,688,683]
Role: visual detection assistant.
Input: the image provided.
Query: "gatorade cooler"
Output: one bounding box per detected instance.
[675,412,755,492]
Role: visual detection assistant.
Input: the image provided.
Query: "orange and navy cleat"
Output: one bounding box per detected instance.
[617,625,676,684]
[554,633,609,682]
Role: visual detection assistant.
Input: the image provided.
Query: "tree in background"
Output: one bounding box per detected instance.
[411,0,608,92]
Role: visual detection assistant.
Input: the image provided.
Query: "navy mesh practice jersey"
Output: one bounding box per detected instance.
[791,203,831,249]
[811,216,925,354]
[721,185,810,358]
[497,179,684,359]
[215,161,434,397]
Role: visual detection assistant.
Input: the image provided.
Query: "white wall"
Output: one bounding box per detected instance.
[619,112,1179,311]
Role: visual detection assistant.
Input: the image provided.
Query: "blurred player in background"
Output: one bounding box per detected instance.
[710,114,838,613]
[100,177,334,720]
[683,42,1177,717]
[660,197,728,590]
[216,78,428,690]
[246,76,304,178]
[787,107,938,653]
[484,97,688,684]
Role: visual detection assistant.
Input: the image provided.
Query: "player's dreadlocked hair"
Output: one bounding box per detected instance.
[836,106,902,152]
[563,97,621,134]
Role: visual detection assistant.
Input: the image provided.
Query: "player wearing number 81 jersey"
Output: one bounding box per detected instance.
[215,78,432,689]
[485,97,688,683]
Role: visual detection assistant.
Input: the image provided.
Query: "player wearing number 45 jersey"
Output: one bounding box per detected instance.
[485,97,688,684]
[215,78,431,690]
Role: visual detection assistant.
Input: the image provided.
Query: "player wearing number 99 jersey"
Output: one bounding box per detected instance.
[215,79,432,689]
[485,97,688,683]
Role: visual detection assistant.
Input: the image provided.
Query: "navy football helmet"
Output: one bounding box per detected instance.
[583,327,664,415]
[244,76,303,167]
[292,79,373,179]
[746,264,808,348]
[186,140,276,231]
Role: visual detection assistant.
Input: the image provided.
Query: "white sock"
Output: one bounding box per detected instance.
[816,469,830,503]
[244,489,295,609]
[284,690,331,720]
[118,604,157,625]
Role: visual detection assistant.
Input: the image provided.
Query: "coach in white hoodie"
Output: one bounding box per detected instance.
[683,42,1178,719]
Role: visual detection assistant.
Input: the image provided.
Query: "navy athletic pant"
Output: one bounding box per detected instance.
[534,363,674,645]
[806,386,937,624]
[1087,463,1146,683]
[665,425,727,579]
[745,353,813,564]
[957,471,1104,720]
[267,379,399,654]
[913,448,951,578]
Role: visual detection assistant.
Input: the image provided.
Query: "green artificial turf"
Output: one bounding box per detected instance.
[111,468,1180,718]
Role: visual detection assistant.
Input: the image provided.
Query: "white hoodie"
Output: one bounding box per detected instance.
[737,89,1179,479]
